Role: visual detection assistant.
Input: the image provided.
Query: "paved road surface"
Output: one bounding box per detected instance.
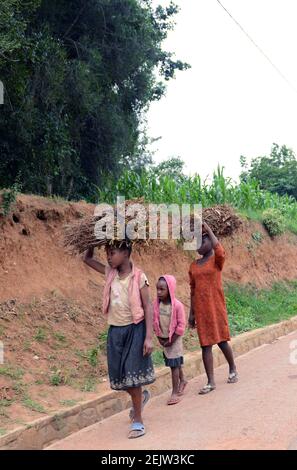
[47,331,297,450]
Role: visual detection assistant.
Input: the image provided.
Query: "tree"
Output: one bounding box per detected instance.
[152,156,186,183]
[0,0,190,200]
[240,143,297,199]
[0,1,41,64]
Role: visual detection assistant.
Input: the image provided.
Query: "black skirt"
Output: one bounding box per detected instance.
[163,353,184,368]
[107,320,155,391]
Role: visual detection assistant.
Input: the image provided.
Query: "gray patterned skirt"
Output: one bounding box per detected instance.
[107,320,155,391]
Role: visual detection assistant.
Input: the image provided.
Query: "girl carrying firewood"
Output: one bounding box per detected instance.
[83,240,155,439]
[188,222,238,394]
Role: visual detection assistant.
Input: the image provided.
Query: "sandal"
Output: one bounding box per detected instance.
[167,395,181,405]
[128,422,145,439]
[129,389,150,421]
[199,384,216,395]
[227,372,238,384]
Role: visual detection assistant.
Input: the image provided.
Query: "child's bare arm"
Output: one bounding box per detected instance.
[164,333,180,347]
[83,247,106,275]
[188,298,196,328]
[140,285,154,356]
[202,221,219,247]
[188,270,196,328]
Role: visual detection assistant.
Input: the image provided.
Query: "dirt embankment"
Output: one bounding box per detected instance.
[1,194,297,302]
[0,194,297,433]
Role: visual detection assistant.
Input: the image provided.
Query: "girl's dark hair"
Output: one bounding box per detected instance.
[106,239,132,256]
[119,240,132,256]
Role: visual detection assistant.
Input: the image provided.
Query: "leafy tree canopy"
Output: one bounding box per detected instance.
[240,143,297,200]
[0,0,189,200]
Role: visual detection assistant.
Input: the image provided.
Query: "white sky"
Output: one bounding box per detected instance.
[148,0,297,181]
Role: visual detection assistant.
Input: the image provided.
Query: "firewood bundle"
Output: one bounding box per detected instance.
[63,200,241,254]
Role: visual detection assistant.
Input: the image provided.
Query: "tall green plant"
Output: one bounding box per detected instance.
[95,165,297,234]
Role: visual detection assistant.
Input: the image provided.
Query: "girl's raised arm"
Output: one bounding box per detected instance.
[203,222,225,270]
[202,222,218,247]
[83,247,106,275]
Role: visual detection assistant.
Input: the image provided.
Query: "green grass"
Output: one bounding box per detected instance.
[0,399,13,421]
[87,348,98,367]
[35,379,44,385]
[238,208,263,223]
[22,397,46,414]
[75,347,99,367]
[226,281,297,336]
[53,332,67,343]
[98,331,108,342]
[34,328,47,343]
[98,330,108,353]
[59,399,78,407]
[0,399,13,407]
[285,218,297,235]
[81,378,96,392]
[12,381,26,397]
[50,372,63,386]
[152,349,164,366]
[0,365,24,380]
[0,429,7,436]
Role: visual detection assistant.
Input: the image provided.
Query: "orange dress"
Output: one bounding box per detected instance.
[189,243,230,347]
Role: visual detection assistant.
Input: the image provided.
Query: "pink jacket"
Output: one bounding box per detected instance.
[102,263,145,324]
[153,274,186,342]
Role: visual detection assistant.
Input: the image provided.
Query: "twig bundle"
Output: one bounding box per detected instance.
[203,204,242,237]
[63,201,241,254]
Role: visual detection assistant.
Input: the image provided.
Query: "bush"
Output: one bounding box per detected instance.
[50,372,63,386]
[262,208,285,237]
[0,182,21,216]
[87,348,98,368]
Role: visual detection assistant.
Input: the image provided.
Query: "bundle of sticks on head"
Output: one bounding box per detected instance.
[63,199,242,254]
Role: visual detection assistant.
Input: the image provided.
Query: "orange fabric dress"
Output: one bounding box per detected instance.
[189,243,230,347]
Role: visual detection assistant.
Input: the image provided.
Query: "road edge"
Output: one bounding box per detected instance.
[1,315,297,449]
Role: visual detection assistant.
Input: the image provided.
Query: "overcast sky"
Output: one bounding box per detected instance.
[148,0,297,181]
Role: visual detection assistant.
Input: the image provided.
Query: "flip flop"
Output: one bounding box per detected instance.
[129,389,150,421]
[178,381,188,396]
[198,384,216,395]
[128,422,145,439]
[227,372,238,384]
[167,395,181,405]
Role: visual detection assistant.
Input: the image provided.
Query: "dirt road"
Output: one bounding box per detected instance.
[47,331,297,450]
